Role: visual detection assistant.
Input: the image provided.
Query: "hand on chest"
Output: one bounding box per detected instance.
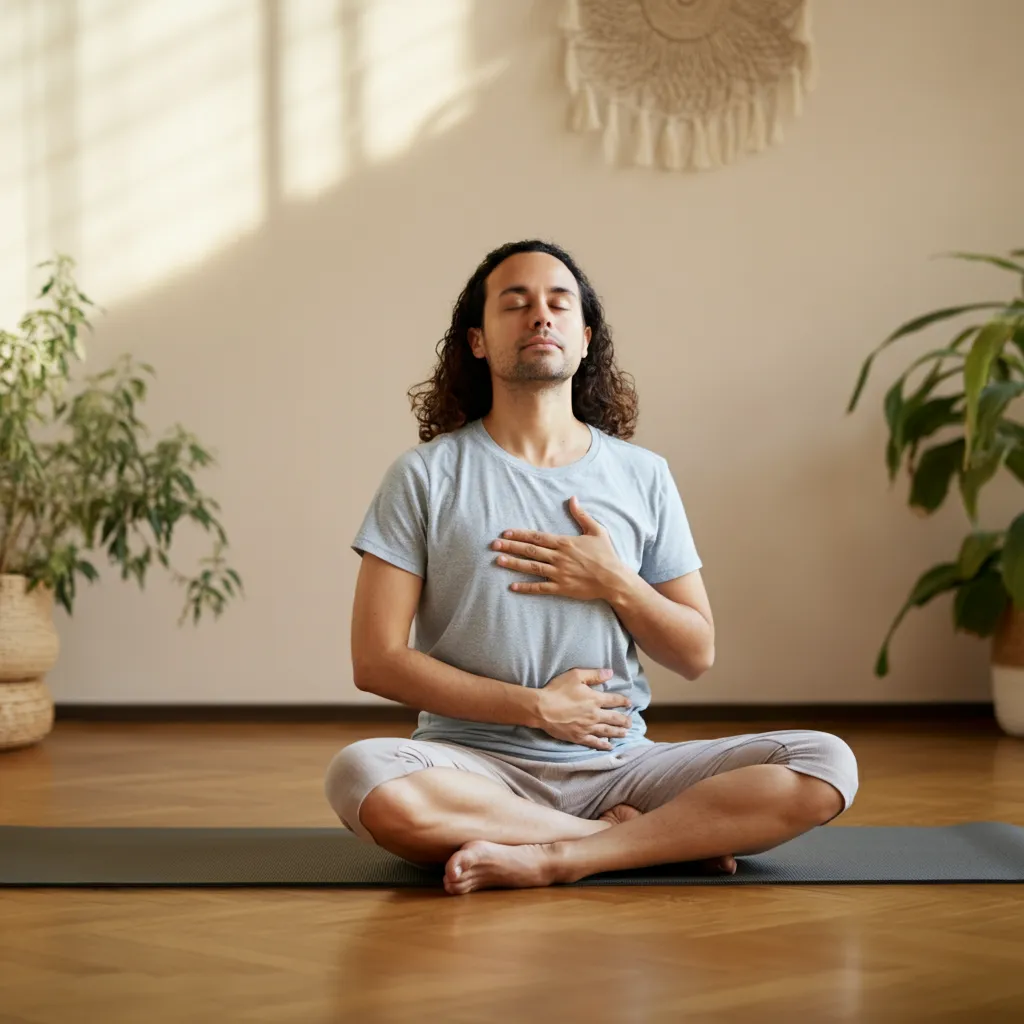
[431,483,647,600]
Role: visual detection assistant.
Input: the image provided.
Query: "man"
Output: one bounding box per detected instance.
[325,240,858,895]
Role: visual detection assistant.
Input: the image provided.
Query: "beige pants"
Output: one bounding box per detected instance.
[323,730,859,845]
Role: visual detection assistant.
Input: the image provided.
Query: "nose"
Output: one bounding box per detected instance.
[531,301,553,330]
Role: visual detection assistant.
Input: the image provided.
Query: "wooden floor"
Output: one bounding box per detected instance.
[1,715,1023,1023]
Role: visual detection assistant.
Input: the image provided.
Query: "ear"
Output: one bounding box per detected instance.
[583,324,591,358]
[468,327,486,359]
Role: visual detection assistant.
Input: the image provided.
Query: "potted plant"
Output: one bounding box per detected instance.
[848,248,1024,735]
[0,254,242,750]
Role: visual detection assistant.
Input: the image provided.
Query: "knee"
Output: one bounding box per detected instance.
[323,738,437,838]
[323,738,404,831]
[359,775,431,838]
[804,730,859,821]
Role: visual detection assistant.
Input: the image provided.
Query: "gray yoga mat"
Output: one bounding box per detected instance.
[1,823,1023,887]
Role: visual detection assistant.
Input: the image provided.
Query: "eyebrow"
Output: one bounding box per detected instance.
[498,285,577,299]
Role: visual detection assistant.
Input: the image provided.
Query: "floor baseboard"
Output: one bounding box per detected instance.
[53,702,997,725]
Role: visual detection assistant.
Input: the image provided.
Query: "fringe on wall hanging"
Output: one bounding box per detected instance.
[561,0,816,172]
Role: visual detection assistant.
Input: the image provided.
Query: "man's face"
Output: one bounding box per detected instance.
[468,251,592,385]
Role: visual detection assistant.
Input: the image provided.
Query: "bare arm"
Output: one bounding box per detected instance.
[351,553,544,727]
[605,568,715,681]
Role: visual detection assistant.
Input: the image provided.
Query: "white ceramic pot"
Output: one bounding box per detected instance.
[991,605,1024,737]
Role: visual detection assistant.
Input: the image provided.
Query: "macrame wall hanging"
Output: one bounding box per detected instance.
[561,0,816,172]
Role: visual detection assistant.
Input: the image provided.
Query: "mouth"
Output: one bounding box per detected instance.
[521,336,561,351]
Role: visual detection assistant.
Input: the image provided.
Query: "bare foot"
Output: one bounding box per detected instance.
[444,840,560,895]
[597,803,737,876]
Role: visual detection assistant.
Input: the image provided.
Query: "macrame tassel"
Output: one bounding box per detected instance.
[749,92,768,152]
[705,114,723,168]
[633,107,654,167]
[691,117,712,170]
[571,83,601,132]
[788,65,804,118]
[658,118,684,170]
[720,106,737,164]
[565,41,580,94]
[602,100,620,164]
[769,89,785,146]
[560,0,581,33]
[734,98,751,153]
[794,2,817,91]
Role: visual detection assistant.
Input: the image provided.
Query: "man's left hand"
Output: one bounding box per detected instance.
[492,496,629,601]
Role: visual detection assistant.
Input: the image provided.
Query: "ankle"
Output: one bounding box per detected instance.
[546,840,584,885]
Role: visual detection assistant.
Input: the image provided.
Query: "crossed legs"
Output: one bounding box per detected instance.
[358,760,845,894]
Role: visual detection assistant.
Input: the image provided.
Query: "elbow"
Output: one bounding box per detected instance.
[685,643,715,681]
[352,647,403,694]
[352,654,382,692]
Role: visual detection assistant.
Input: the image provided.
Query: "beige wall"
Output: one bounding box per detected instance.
[4,0,1024,706]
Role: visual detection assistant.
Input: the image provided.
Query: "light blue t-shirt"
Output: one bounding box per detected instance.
[351,418,702,762]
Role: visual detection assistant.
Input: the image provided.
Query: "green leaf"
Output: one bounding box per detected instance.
[953,570,1008,637]
[963,320,1015,462]
[957,531,1003,579]
[958,441,1011,522]
[939,251,1024,276]
[909,439,965,513]
[847,306,1004,413]
[1000,512,1024,608]
[875,562,962,676]
[1011,323,1024,363]
[1006,444,1024,486]
[882,349,968,476]
[76,559,99,582]
[976,380,1024,449]
[903,395,963,446]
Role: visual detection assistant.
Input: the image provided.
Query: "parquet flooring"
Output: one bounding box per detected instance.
[1,715,1022,1023]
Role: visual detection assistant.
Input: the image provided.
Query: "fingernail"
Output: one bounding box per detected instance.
[454,865,462,877]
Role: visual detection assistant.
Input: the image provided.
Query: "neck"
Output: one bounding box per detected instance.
[481,383,590,469]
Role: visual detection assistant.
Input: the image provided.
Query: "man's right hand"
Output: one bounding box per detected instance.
[534,668,633,751]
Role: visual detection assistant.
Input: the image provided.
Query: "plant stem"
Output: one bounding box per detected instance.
[0,507,31,574]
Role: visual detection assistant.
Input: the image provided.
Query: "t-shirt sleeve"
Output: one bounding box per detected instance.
[351,448,429,578]
[639,457,702,585]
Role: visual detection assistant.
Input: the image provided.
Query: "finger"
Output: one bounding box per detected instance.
[599,694,632,707]
[502,529,564,549]
[593,723,629,738]
[585,670,615,686]
[494,539,557,561]
[509,581,559,594]
[568,496,602,535]
[584,736,614,750]
[496,554,554,577]
[602,712,632,729]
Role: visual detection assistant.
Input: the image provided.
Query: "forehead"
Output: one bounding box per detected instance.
[485,251,579,296]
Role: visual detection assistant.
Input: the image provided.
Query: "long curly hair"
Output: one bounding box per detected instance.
[407,240,638,442]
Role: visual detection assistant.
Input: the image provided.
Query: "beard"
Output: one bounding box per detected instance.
[508,357,573,383]
[498,345,579,384]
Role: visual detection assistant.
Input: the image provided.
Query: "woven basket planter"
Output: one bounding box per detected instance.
[991,604,1024,737]
[0,574,59,751]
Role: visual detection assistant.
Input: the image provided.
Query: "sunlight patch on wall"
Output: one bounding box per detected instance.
[0,2,30,327]
[280,0,347,201]
[74,0,264,305]
[1,0,481,323]
[361,0,472,163]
